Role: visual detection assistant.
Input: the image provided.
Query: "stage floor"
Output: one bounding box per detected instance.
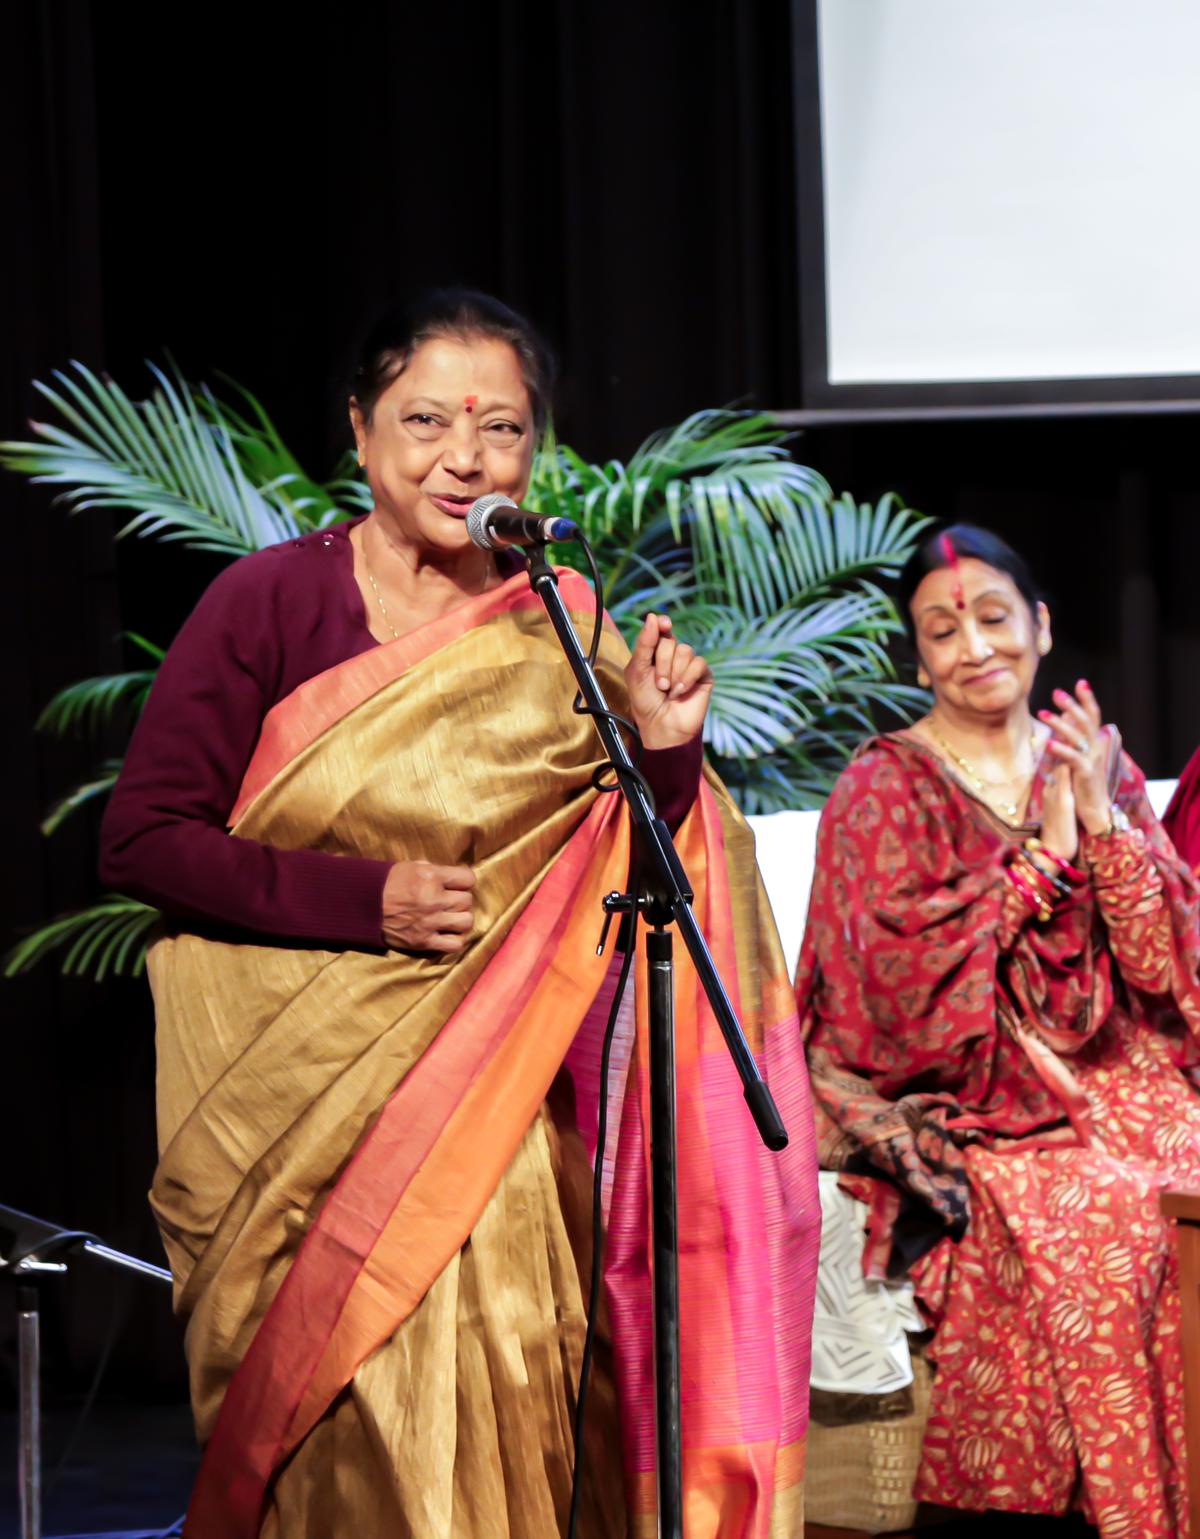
[0,1399,197,1539]
[1,1400,1100,1539]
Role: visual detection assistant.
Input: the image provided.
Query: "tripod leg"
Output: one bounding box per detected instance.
[17,1284,42,1539]
[648,928,682,1539]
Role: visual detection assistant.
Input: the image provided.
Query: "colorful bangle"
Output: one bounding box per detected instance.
[1025,838,1086,886]
[1007,864,1053,922]
[1016,853,1072,903]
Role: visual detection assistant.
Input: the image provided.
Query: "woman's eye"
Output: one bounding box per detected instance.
[981,613,1008,626]
[930,629,954,642]
[404,414,444,439]
[485,421,523,438]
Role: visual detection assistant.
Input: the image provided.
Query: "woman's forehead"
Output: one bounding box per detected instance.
[912,557,1020,613]
[391,335,528,401]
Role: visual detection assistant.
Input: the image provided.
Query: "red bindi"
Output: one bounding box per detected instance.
[464,395,478,413]
[940,532,965,610]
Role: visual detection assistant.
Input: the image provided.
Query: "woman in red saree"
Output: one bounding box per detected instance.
[1163,748,1200,873]
[101,291,818,1537]
[797,522,1200,1538]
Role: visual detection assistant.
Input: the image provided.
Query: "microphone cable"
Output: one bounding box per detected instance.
[566,533,656,816]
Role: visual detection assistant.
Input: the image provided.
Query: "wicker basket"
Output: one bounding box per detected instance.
[805,1345,934,1534]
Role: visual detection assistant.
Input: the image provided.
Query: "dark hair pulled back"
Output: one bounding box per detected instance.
[897,522,1041,645]
[350,288,555,440]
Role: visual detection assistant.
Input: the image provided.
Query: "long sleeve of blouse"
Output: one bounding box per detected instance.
[1084,828,1173,994]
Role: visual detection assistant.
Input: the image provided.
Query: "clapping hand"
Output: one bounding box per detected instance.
[1038,680,1112,838]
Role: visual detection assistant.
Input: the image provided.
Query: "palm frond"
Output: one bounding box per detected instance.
[202,377,368,523]
[4,896,160,981]
[37,669,155,738]
[528,410,829,546]
[0,362,331,555]
[530,408,929,812]
[40,760,123,836]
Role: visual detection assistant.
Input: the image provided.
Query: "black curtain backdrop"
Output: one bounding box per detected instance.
[5,0,1200,1401]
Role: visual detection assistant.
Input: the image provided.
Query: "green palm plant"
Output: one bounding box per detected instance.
[3,366,926,980]
[528,411,928,810]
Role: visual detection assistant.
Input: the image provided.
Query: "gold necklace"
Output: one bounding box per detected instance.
[363,551,400,640]
[927,720,1039,822]
[361,523,498,641]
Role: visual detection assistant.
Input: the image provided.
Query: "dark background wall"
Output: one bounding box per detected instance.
[4,0,1198,1402]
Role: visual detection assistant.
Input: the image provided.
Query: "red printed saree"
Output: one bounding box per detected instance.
[148,569,819,1538]
[798,731,1200,1537]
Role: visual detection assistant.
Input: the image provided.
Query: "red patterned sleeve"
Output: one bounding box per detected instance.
[1082,752,1200,1034]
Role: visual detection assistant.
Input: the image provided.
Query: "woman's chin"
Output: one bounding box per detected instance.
[957,678,1024,714]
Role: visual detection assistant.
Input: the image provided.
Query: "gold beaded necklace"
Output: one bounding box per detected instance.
[360,521,499,641]
[363,554,400,640]
[926,720,1040,823]
[360,522,402,640]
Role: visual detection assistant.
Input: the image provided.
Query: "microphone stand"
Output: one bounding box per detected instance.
[0,1202,173,1539]
[522,545,788,1539]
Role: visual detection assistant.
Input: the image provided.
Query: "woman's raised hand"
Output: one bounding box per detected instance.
[624,613,713,751]
[381,860,475,953]
[1040,763,1079,862]
[1038,680,1112,837]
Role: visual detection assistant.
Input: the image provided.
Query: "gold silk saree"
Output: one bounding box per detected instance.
[148,569,819,1538]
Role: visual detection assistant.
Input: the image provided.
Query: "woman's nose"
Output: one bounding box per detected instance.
[963,625,995,662]
[441,424,481,478]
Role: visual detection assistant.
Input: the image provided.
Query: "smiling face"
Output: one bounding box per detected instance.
[350,334,535,557]
[910,557,1051,720]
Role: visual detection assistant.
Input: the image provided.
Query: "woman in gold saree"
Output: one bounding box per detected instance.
[101,291,819,1538]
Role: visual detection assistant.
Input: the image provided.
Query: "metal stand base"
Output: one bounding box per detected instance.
[648,926,683,1538]
[18,1284,41,1539]
[1,1203,173,1539]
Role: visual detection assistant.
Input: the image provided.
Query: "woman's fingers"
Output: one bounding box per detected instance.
[653,633,679,692]
[382,860,477,953]
[1050,690,1092,741]
[437,864,476,891]
[629,612,667,681]
[671,653,710,699]
[433,909,473,935]
[428,932,469,954]
[1076,679,1102,730]
[665,641,694,694]
[1040,707,1089,754]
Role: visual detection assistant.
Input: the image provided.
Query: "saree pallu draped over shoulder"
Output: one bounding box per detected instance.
[148,570,819,1539]
[798,732,1200,1539]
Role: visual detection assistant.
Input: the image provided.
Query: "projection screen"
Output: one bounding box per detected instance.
[796,0,1200,411]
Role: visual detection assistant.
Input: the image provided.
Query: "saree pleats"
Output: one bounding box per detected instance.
[148,573,817,1538]
[261,1106,626,1539]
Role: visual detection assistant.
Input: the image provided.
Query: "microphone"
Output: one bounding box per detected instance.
[466,493,580,550]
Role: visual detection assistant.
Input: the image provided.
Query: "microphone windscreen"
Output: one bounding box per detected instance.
[466,492,518,550]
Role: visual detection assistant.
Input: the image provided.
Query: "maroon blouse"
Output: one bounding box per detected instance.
[99,521,703,948]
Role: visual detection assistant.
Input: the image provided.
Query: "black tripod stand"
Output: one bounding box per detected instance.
[0,1203,173,1539]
